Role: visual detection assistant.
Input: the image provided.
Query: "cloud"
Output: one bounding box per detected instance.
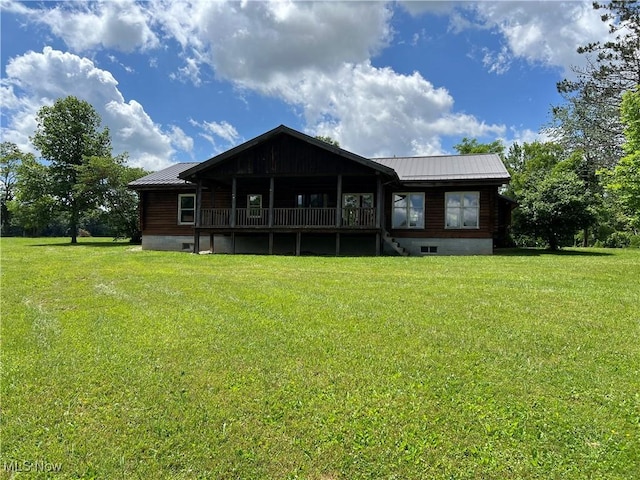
[143,1,504,157]
[464,2,610,75]
[2,47,191,170]
[7,0,159,53]
[275,62,505,157]
[189,118,241,154]
[150,0,393,85]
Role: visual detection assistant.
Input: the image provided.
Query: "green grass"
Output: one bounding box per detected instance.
[1,238,639,479]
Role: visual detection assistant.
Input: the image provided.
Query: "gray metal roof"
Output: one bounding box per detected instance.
[128,162,199,188]
[371,153,510,182]
[129,153,509,189]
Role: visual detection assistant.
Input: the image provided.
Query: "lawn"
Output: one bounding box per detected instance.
[1,237,639,479]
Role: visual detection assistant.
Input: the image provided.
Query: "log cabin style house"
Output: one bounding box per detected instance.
[129,125,513,256]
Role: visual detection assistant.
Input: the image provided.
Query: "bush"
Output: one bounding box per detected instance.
[604,231,631,248]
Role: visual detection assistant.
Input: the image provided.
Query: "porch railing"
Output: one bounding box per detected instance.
[199,207,377,228]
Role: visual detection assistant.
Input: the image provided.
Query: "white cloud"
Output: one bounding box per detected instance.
[465,1,610,75]
[275,62,505,157]
[168,126,194,154]
[170,57,202,86]
[189,118,241,153]
[150,0,393,85]
[9,0,159,53]
[1,47,190,170]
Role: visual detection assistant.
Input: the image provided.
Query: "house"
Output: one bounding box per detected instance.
[128,125,513,255]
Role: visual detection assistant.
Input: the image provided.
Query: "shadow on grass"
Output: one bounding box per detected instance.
[29,240,135,248]
[494,247,613,257]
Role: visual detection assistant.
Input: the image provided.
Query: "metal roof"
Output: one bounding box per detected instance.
[128,162,199,188]
[371,153,510,182]
[129,147,510,189]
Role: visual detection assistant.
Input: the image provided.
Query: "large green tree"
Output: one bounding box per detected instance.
[505,141,596,249]
[31,96,111,243]
[515,169,596,250]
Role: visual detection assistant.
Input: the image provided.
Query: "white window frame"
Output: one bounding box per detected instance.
[445,191,480,229]
[178,193,196,225]
[392,192,425,229]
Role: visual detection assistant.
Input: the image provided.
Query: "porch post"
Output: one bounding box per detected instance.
[193,180,203,253]
[231,177,237,228]
[336,174,343,228]
[376,176,382,229]
[269,176,274,227]
[269,232,274,255]
[336,232,340,256]
[210,233,214,254]
[296,232,301,256]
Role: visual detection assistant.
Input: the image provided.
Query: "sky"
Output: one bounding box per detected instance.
[1,1,613,172]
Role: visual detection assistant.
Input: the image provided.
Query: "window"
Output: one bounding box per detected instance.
[296,193,329,208]
[343,193,374,226]
[445,192,479,229]
[248,194,262,217]
[178,194,195,225]
[342,193,373,209]
[392,193,424,229]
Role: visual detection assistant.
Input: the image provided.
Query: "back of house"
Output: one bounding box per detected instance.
[128,125,513,255]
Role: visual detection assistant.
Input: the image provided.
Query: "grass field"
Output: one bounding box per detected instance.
[1,237,639,479]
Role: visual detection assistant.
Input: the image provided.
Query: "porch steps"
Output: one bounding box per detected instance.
[383,231,409,256]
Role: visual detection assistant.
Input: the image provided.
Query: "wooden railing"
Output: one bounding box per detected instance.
[200,207,377,228]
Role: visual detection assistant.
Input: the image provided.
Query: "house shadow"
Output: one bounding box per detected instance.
[494,247,613,257]
[29,240,135,248]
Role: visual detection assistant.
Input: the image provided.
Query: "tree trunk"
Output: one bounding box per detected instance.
[70,202,78,244]
[582,227,588,247]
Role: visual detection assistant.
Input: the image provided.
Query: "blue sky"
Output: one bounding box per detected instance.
[1,1,611,171]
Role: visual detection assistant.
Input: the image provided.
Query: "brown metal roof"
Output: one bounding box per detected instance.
[372,154,510,182]
[128,162,199,188]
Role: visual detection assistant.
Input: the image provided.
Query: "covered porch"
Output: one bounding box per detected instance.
[192,173,386,255]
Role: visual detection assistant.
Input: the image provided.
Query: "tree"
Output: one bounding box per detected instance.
[77,155,148,241]
[550,1,640,170]
[315,135,340,147]
[505,141,596,249]
[601,88,640,232]
[515,169,596,250]
[0,142,33,235]
[7,154,59,236]
[453,137,504,156]
[31,96,111,243]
